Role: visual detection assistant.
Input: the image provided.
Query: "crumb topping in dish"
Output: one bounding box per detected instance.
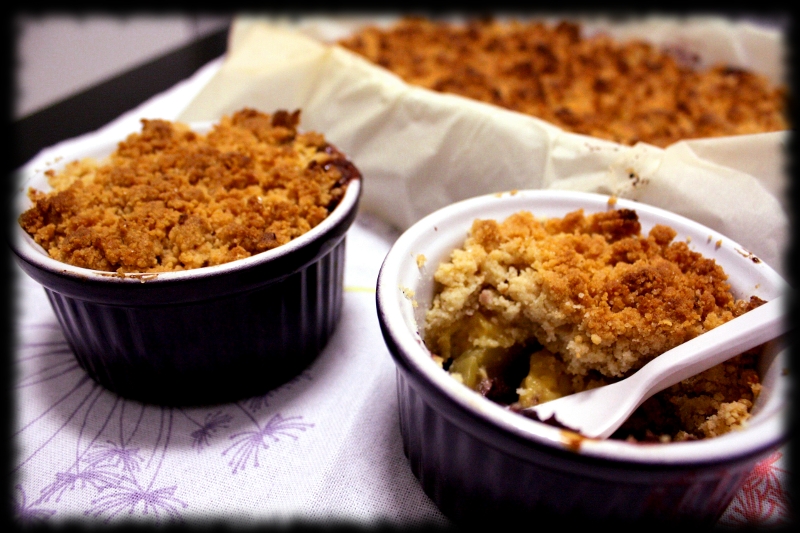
[423,208,765,441]
[19,108,360,273]
[338,17,787,148]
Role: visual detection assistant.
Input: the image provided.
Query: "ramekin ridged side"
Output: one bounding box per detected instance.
[392,365,765,526]
[41,240,346,406]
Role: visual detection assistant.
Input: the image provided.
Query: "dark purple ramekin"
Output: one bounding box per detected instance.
[376,189,789,527]
[11,125,362,406]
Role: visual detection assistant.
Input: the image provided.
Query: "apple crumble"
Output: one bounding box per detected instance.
[338,17,787,148]
[18,108,360,273]
[423,208,765,441]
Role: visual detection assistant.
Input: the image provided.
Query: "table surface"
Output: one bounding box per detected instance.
[7,18,792,528]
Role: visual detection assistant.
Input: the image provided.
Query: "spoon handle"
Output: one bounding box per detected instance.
[527,295,788,439]
[637,296,787,395]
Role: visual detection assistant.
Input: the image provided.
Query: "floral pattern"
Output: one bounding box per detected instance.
[719,451,792,527]
[13,321,316,524]
[223,413,314,475]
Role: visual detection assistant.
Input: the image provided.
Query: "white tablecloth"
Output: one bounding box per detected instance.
[11,54,791,528]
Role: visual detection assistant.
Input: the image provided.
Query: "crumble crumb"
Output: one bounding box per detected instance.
[19,108,360,273]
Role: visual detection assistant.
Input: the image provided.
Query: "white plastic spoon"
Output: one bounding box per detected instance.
[523,295,788,439]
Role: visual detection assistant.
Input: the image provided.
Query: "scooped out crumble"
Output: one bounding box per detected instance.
[423,208,765,442]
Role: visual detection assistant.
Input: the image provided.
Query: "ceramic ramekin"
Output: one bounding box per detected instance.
[10,122,362,406]
[376,189,789,527]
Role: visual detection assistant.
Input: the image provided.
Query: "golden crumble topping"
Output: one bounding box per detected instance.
[338,17,787,148]
[424,208,765,441]
[19,108,360,273]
